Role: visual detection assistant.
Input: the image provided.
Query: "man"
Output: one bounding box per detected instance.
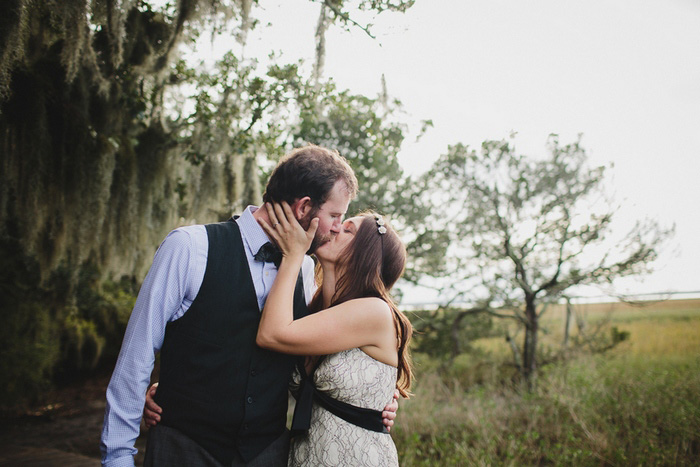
[100,145,396,467]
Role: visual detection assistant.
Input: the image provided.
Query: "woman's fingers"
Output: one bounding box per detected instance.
[281,202,296,228]
[145,383,161,412]
[143,383,162,427]
[307,217,319,241]
[266,201,296,234]
[144,407,160,427]
[265,203,280,228]
[259,202,316,255]
[273,201,293,231]
[257,218,276,239]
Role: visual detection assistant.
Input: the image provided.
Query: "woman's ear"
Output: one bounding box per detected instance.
[292,196,312,220]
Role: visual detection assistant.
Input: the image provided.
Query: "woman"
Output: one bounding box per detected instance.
[256,202,412,467]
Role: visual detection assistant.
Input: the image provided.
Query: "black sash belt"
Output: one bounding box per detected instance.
[290,357,389,436]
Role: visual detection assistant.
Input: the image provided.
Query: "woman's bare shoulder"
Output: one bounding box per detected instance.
[346,296,391,311]
[342,297,393,323]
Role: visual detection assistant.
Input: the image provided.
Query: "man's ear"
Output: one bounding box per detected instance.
[291,196,313,219]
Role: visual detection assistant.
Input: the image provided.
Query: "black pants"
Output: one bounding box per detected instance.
[144,425,290,467]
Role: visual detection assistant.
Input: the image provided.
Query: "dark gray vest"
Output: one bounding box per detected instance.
[154,219,309,464]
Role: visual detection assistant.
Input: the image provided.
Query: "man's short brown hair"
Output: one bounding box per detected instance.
[263,145,358,207]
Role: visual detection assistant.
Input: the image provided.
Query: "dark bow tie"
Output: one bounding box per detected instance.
[254,242,282,267]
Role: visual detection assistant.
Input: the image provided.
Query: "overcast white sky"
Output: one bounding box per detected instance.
[237,0,700,300]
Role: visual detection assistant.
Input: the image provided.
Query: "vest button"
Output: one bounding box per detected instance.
[247,396,253,404]
[243,423,249,431]
[250,369,257,376]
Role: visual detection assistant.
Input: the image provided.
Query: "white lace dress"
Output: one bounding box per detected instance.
[288,348,399,466]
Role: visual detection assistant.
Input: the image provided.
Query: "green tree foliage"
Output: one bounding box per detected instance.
[292,81,406,214]
[0,0,415,405]
[411,135,673,389]
[408,307,495,363]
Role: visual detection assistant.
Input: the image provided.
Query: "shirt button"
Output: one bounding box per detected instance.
[243,423,249,431]
[250,369,257,376]
[247,396,253,404]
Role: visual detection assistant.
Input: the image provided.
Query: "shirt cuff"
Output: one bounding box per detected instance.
[103,455,136,467]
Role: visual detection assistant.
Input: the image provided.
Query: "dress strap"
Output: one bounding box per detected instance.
[290,356,388,436]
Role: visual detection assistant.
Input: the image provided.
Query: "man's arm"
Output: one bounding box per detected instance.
[100,228,198,467]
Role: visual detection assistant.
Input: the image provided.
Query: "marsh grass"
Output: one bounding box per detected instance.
[395,301,700,465]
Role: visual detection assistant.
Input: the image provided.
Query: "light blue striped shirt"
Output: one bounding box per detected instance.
[100,206,316,467]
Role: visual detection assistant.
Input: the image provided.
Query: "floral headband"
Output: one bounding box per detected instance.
[375,215,387,235]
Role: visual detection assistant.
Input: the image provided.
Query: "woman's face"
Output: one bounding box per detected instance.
[315,216,363,264]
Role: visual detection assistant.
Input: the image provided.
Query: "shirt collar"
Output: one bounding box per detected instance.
[236,205,271,257]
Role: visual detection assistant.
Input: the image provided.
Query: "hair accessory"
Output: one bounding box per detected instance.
[375,215,387,235]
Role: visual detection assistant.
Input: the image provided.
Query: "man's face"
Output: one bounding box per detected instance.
[299,180,351,253]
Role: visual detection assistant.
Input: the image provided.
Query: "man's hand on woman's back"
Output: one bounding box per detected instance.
[382,389,400,432]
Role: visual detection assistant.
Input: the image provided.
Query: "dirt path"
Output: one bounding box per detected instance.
[0,375,148,466]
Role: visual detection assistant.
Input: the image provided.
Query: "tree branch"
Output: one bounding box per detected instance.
[535,208,571,295]
[484,307,527,324]
[320,0,377,39]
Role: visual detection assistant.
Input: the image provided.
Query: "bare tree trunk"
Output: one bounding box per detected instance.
[450,313,464,360]
[505,330,524,379]
[522,298,538,391]
[562,298,573,347]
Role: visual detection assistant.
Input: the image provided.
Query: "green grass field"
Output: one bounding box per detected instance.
[393,299,700,466]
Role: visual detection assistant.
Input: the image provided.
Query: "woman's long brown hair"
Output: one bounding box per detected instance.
[308,212,413,397]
